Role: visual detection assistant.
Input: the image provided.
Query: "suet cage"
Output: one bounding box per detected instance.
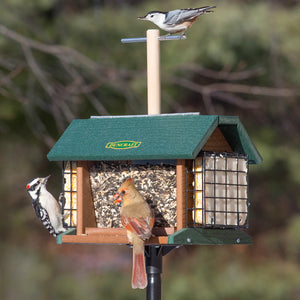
[186,152,249,229]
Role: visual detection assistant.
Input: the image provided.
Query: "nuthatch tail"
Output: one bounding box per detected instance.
[138,6,216,36]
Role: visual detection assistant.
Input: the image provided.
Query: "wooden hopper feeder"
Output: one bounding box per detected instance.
[47,113,262,246]
[47,30,262,247]
[46,30,262,299]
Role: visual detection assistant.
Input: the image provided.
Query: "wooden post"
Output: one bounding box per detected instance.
[176,159,187,230]
[77,161,96,235]
[147,29,161,115]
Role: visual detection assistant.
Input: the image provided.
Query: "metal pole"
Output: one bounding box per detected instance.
[146,29,161,115]
[146,246,163,300]
[145,245,178,300]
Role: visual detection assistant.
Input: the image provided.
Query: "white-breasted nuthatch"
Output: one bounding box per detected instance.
[138,6,216,36]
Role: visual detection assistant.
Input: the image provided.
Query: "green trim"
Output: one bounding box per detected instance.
[168,228,252,245]
[56,228,76,244]
[218,116,263,164]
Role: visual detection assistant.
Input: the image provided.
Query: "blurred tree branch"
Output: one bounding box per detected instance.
[0,65,24,86]
[168,73,300,114]
[0,24,98,70]
[0,22,299,145]
[179,64,265,81]
[0,24,136,146]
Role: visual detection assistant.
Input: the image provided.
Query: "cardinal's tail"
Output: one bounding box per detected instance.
[132,239,147,289]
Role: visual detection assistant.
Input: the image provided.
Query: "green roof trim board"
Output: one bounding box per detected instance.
[47,113,262,164]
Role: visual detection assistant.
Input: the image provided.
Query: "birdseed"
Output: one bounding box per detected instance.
[89,161,177,228]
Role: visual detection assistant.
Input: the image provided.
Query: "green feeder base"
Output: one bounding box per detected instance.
[168,228,252,245]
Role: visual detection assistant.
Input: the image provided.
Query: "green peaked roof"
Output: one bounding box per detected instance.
[47,113,262,164]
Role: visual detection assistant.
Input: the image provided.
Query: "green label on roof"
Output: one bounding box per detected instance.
[105,140,142,150]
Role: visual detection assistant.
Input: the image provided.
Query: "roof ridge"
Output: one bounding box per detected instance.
[90,112,200,119]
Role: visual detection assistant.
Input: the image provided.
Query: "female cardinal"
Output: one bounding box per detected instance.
[114,178,154,289]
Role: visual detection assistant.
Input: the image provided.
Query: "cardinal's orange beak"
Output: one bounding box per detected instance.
[113,193,122,203]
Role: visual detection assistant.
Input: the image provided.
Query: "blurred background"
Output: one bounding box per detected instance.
[1,0,300,299]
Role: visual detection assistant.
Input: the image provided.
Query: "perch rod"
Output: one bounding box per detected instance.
[121,35,186,43]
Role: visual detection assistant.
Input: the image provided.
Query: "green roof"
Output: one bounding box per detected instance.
[47,113,262,164]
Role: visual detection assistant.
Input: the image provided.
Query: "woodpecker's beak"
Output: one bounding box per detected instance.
[113,193,122,203]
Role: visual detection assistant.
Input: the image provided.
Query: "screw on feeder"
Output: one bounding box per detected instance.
[121,30,186,115]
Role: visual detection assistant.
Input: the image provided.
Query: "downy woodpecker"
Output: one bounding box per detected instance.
[26,175,66,237]
[138,6,216,36]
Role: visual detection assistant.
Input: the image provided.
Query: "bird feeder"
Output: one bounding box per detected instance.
[46,29,262,299]
[48,30,262,246]
[47,113,262,246]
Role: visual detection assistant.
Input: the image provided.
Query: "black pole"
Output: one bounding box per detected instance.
[146,246,162,300]
[145,245,178,300]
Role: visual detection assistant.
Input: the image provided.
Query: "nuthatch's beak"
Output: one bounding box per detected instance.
[137,16,147,20]
[113,193,122,203]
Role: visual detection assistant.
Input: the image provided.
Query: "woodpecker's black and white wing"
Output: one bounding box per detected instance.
[165,6,216,25]
[27,176,66,237]
[32,200,58,237]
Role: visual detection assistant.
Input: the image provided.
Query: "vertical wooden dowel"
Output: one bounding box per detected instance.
[147,29,161,115]
[77,162,84,235]
[77,161,96,235]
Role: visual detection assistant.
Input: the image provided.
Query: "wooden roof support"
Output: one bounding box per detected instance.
[77,161,96,235]
[176,159,187,230]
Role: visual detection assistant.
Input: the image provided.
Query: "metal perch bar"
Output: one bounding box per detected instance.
[121,35,187,43]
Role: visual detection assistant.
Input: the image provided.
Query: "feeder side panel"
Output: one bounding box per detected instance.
[218,116,263,164]
[60,227,170,244]
[85,227,174,239]
[202,127,233,153]
[77,161,96,235]
[61,233,169,245]
[176,160,186,230]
